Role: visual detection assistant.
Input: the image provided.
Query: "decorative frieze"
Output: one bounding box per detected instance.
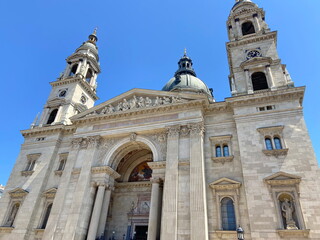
[91,166,121,179]
[85,95,186,117]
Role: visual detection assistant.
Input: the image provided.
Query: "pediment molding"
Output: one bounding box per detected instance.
[264,171,301,186]
[42,188,57,199]
[21,125,76,137]
[209,177,241,191]
[71,89,209,123]
[8,188,28,199]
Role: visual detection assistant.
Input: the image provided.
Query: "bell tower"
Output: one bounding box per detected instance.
[37,30,100,127]
[226,0,294,96]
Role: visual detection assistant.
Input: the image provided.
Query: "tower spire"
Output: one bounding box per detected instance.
[88,27,98,44]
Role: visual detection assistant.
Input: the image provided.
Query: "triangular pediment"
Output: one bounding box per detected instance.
[42,187,57,198]
[71,88,208,121]
[264,171,301,186]
[8,188,28,198]
[209,177,241,190]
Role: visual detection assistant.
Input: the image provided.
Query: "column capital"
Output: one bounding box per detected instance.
[188,122,205,137]
[150,177,162,184]
[166,125,180,138]
[71,136,102,149]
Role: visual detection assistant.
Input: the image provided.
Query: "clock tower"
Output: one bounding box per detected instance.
[37,30,100,127]
[226,0,294,96]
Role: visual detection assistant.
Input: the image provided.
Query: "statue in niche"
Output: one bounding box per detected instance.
[138,96,145,108]
[122,99,129,111]
[281,198,298,229]
[130,96,137,109]
[145,97,152,107]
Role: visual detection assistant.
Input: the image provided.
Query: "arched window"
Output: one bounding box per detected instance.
[252,72,268,91]
[47,109,58,125]
[221,197,236,230]
[85,69,93,83]
[265,138,273,150]
[69,64,78,76]
[5,202,20,227]
[57,159,66,171]
[40,203,53,229]
[242,21,255,36]
[274,137,282,150]
[223,145,230,157]
[216,146,222,157]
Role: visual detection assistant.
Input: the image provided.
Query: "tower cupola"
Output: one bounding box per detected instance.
[175,49,197,77]
[162,50,214,100]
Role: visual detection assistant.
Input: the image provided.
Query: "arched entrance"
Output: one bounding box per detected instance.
[105,141,154,240]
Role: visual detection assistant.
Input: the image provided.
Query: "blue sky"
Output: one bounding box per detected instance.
[0,0,319,185]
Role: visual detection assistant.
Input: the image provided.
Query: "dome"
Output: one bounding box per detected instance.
[232,0,255,9]
[162,50,213,97]
[162,74,212,96]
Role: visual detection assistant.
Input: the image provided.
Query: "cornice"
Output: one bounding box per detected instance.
[21,125,76,137]
[115,181,152,189]
[147,161,166,170]
[50,77,98,101]
[91,166,121,179]
[226,87,305,107]
[227,31,277,48]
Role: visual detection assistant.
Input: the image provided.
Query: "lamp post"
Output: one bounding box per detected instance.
[112,231,115,240]
[237,226,244,240]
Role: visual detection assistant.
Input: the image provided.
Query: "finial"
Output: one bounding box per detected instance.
[184,48,187,56]
[93,27,97,36]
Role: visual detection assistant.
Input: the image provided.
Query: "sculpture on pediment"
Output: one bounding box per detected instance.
[116,102,123,111]
[153,96,161,106]
[163,96,171,105]
[138,96,145,108]
[145,97,152,107]
[130,95,138,109]
[122,99,129,111]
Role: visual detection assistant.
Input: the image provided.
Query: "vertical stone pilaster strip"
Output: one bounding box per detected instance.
[87,184,106,240]
[189,123,209,240]
[148,178,161,240]
[266,65,276,89]
[245,69,253,94]
[160,126,180,240]
[62,136,102,240]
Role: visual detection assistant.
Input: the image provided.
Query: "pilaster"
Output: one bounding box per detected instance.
[160,126,180,240]
[189,122,209,240]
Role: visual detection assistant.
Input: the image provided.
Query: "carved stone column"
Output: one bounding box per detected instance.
[189,123,209,240]
[87,183,106,240]
[245,69,253,94]
[253,14,261,32]
[235,18,242,37]
[148,178,161,240]
[266,65,276,90]
[160,126,180,240]
[97,185,113,238]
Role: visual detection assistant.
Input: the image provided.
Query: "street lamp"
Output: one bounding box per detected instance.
[237,226,244,240]
[112,231,115,240]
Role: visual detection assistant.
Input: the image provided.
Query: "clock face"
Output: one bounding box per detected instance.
[246,50,262,60]
[59,90,67,97]
[80,96,87,104]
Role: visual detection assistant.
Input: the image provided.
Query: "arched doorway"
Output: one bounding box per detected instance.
[105,141,153,240]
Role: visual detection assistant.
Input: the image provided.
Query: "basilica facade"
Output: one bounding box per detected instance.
[0,1,320,240]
